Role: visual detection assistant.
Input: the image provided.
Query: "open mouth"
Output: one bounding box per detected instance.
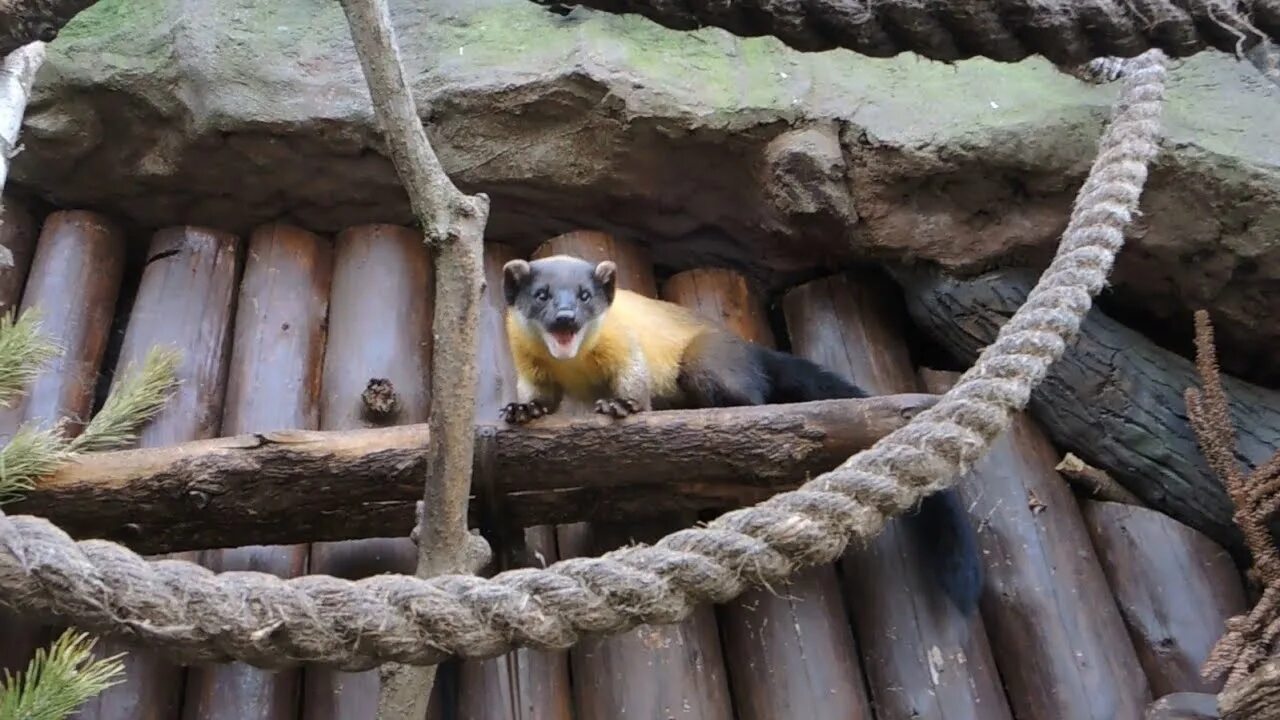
[544,327,582,358]
[550,329,576,347]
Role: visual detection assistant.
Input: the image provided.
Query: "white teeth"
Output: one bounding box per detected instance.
[544,329,581,359]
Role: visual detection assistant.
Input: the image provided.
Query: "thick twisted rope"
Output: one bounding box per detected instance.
[535,0,1278,67]
[0,50,1167,671]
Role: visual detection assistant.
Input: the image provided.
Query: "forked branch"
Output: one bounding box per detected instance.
[338,0,491,715]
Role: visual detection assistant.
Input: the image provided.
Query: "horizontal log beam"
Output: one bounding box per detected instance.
[8,394,934,555]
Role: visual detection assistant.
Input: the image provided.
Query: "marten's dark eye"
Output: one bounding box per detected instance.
[578,289,591,301]
[534,288,550,302]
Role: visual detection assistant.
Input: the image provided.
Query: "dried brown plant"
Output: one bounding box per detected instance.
[1191,310,1280,689]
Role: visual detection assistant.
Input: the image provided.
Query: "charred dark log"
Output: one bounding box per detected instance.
[896,265,1280,553]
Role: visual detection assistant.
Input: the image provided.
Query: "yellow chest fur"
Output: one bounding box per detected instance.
[506,290,706,404]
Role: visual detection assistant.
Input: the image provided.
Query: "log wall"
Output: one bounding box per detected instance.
[1082,500,1246,696]
[0,196,43,676]
[667,267,874,720]
[78,225,241,720]
[301,224,448,720]
[455,240,574,720]
[783,271,1012,720]
[0,196,36,313]
[897,265,1280,553]
[4,209,131,707]
[535,231,735,720]
[921,369,1154,719]
[182,224,332,720]
[0,209,1259,720]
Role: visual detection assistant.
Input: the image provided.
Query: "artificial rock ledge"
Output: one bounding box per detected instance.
[9,0,1280,384]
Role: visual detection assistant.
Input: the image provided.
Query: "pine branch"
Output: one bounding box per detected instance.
[68,346,181,453]
[0,342,181,505]
[0,307,64,503]
[0,630,125,720]
[0,422,69,504]
[0,308,61,409]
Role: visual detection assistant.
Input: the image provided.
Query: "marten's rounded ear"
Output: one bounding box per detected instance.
[502,260,531,305]
[594,261,617,302]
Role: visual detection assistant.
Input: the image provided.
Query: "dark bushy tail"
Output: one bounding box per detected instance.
[754,345,984,615]
[755,347,869,403]
[908,489,983,616]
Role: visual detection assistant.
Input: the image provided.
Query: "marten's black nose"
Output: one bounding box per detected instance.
[549,311,577,332]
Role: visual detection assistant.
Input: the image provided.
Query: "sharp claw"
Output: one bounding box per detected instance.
[594,397,643,418]
[502,402,548,425]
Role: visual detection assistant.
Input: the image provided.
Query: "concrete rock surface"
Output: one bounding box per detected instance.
[11,0,1280,383]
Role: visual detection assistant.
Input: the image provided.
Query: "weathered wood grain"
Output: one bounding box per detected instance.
[537,231,734,720]
[14,384,932,555]
[1083,500,1247,696]
[0,195,36,312]
[456,240,573,720]
[896,265,1280,553]
[0,209,126,677]
[676,266,873,720]
[0,196,41,675]
[182,224,331,720]
[922,368,1153,720]
[300,223,446,720]
[785,271,1011,720]
[77,225,240,720]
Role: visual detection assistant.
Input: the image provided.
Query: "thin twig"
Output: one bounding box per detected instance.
[1056,452,1144,505]
[338,0,491,716]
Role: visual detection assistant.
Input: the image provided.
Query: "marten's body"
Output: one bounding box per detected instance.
[506,288,703,409]
[500,254,983,615]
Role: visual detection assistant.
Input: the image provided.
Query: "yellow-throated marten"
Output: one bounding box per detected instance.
[500,254,983,615]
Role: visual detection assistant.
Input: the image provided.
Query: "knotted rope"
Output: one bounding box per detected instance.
[534,0,1278,67]
[0,49,1167,671]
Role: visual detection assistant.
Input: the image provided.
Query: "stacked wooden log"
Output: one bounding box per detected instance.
[0,212,1263,719]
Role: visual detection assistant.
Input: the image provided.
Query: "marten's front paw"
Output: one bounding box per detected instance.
[501,401,550,425]
[594,397,642,418]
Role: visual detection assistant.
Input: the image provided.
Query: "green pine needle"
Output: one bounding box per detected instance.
[0,344,182,505]
[68,346,182,454]
[0,630,125,720]
[0,423,70,505]
[0,309,62,410]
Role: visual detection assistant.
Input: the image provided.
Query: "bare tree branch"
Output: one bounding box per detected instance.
[338,0,491,716]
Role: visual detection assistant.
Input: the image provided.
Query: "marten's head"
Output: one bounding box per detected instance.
[503,254,617,360]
